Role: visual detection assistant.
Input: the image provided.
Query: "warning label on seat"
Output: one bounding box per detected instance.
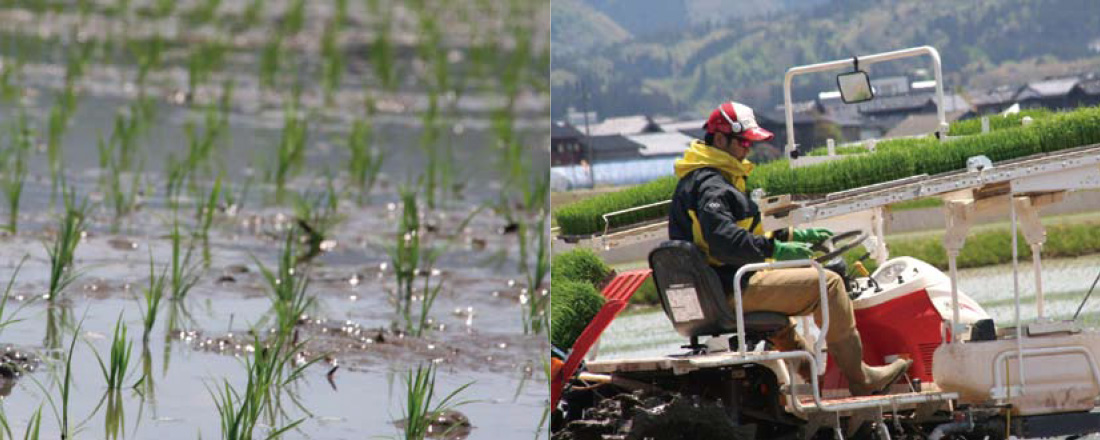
[667,284,704,322]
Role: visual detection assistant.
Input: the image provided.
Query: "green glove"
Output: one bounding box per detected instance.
[773,241,814,261]
[793,227,834,245]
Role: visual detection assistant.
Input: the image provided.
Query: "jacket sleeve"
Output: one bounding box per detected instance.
[696,185,775,266]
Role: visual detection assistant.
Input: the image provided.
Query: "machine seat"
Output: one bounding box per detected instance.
[649,240,789,351]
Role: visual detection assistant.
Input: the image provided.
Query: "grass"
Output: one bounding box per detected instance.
[45,189,88,303]
[554,105,1100,236]
[398,363,473,440]
[1,112,31,234]
[346,118,385,203]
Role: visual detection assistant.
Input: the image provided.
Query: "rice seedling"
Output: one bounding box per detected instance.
[345,118,385,203]
[139,250,168,344]
[184,0,222,25]
[419,96,444,209]
[240,0,265,29]
[45,189,88,303]
[948,108,1053,136]
[147,0,175,18]
[518,214,550,334]
[187,40,228,94]
[131,33,164,90]
[64,35,96,87]
[554,105,1100,236]
[389,186,422,329]
[195,176,222,264]
[271,102,309,202]
[0,57,22,102]
[291,179,342,264]
[254,231,314,337]
[320,12,345,104]
[282,0,307,35]
[168,218,202,301]
[1,112,31,234]
[209,330,314,440]
[259,34,283,90]
[95,314,135,390]
[549,279,604,349]
[398,362,473,440]
[368,0,397,91]
[551,248,612,287]
[21,406,42,440]
[46,95,73,185]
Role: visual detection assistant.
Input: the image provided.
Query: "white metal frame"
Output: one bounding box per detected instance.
[783,46,947,161]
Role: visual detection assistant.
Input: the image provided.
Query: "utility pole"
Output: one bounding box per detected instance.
[579,78,595,186]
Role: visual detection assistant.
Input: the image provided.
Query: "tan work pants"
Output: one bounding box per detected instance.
[732,268,857,347]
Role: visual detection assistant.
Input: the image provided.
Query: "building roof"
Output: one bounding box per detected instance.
[658,118,707,140]
[966,85,1020,107]
[883,110,968,138]
[626,131,695,157]
[587,134,642,153]
[1078,78,1100,95]
[588,115,662,136]
[551,121,584,139]
[1017,77,1080,100]
[856,94,936,115]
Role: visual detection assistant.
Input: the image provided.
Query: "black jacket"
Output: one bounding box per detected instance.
[668,167,776,292]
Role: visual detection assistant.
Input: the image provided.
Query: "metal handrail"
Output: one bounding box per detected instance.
[990,345,1100,400]
[732,259,829,372]
[600,200,671,237]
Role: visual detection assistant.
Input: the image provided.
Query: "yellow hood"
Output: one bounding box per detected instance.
[674,140,754,184]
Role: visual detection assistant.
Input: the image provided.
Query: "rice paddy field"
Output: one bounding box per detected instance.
[0,0,549,438]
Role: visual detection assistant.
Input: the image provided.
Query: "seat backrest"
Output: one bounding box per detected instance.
[648,240,740,338]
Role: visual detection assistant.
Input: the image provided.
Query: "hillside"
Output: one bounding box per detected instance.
[551,0,632,55]
[552,0,1100,119]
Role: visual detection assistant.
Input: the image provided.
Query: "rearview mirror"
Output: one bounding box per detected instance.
[837,71,874,104]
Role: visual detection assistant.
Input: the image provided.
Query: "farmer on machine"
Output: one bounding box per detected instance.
[667,101,911,396]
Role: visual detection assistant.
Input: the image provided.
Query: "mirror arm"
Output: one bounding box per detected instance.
[852,55,859,72]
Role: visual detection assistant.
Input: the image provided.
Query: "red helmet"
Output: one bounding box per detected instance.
[703,101,774,143]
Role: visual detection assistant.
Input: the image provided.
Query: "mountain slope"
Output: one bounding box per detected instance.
[552,0,1100,119]
[551,0,632,55]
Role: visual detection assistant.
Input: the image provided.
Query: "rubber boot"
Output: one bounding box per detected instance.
[828,332,912,396]
[769,325,813,383]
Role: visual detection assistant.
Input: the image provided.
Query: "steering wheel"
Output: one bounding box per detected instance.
[810,230,868,264]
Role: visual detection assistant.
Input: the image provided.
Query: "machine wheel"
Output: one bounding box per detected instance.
[553,391,754,440]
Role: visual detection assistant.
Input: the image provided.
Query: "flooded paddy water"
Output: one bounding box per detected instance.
[0,0,549,438]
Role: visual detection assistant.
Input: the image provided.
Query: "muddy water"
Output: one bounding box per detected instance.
[598,255,1100,360]
[0,1,549,438]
